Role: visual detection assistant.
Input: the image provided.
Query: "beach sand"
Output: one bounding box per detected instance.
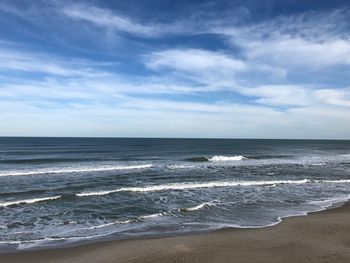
[2,203,350,263]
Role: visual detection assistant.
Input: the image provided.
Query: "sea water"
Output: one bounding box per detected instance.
[0,137,350,251]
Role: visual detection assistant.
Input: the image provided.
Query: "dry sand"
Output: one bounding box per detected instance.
[2,203,350,263]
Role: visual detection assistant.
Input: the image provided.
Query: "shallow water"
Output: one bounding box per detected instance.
[0,137,350,250]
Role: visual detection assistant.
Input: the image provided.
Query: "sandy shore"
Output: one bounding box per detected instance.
[2,203,350,263]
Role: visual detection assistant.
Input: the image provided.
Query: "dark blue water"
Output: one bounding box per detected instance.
[0,137,350,251]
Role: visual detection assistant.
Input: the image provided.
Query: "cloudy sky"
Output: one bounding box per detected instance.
[0,0,350,138]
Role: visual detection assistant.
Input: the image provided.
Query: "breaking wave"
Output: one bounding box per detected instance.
[0,164,153,177]
[187,155,246,162]
[76,179,311,197]
[179,200,218,212]
[0,196,61,207]
[76,179,350,197]
[209,155,247,162]
[4,179,350,207]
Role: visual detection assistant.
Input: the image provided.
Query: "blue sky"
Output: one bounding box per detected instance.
[0,0,350,138]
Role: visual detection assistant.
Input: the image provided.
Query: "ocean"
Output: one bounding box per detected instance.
[0,137,350,251]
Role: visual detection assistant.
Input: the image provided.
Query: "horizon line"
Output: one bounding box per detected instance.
[0,136,349,141]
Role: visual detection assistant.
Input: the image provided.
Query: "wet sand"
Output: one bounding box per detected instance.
[2,203,350,263]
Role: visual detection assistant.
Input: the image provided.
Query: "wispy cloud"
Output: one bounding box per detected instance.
[0,47,113,78]
[241,37,350,69]
[62,3,154,36]
[61,2,187,38]
[145,48,247,87]
[146,49,246,72]
[239,85,311,106]
[215,9,350,70]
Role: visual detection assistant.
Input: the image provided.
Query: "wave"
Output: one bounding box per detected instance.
[76,179,311,197]
[180,200,217,212]
[137,201,217,218]
[321,179,350,183]
[186,155,246,162]
[0,189,48,197]
[186,157,210,162]
[166,164,193,169]
[209,155,246,162]
[78,219,133,231]
[140,212,167,219]
[77,178,350,197]
[0,157,100,164]
[185,153,350,166]
[308,194,350,208]
[77,211,171,231]
[245,155,290,160]
[4,179,349,207]
[83,202,216,230]
[0,196,61,207]
[0,164,153,177]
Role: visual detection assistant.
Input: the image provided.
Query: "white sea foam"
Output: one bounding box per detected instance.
[201,153,350,167]
[79,205,212,231]
[76,190,115,197]
[209,155,246,162]
[0,164,153,177]
[58,212,167,233]
[140,213,164,219]
[185,200,217,211]
[76,179,311,197]
[0,196,61,207]
[321,179,350,183]
[309,163,326,166]
[79,219,132,231]
[304,194,350,217]
[167,164,192,169]
[308,194,350,207]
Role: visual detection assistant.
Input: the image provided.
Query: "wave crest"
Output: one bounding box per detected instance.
[180,200,218,212]
[76,179,310,197]
[209,155,246,162]
[0,164,153,177]
[0,196,61,207]
[186,155,247,162]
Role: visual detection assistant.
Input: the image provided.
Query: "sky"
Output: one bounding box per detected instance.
[0,0,350,139]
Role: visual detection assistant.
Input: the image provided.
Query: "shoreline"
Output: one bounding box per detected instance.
[2,202,350,263]
[0,199,345,253]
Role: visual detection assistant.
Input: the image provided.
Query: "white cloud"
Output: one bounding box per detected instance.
[243,38,350,69]
[0,48,111,78]
[314,88,350,107]
[237,85,350,109]
[239,85,311,106]
[214,9,350,70]
[61,3,181,37]
[2,95,350,139]
[147,48,246,72]
[145,48,247,87]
